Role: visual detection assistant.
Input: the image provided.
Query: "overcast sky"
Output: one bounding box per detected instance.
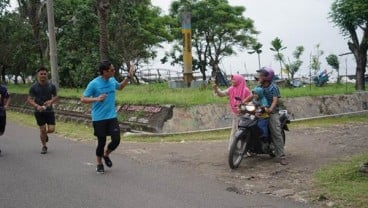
[150,0,357,77]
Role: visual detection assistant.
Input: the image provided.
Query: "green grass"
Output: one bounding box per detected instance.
[9,110,368,142]
[8,110,231,142]
[9,111,95,141]
[6,82,358,107]
[289,113,368,129]
[313,154,368,208]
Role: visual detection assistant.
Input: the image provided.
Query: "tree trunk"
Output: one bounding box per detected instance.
[355,53,367,91]
[97,0,110,62]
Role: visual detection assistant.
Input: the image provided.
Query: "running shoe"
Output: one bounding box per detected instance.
[41,146,47,154]
[103,156,113,168]
[96,164,104,174]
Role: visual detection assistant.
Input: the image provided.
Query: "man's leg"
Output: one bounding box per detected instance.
[45,112,56,142]
[103,119,121,168]
[39,125,48,154]
[269,113,288,165]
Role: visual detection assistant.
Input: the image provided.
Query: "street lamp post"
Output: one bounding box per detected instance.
[338,52,352,93]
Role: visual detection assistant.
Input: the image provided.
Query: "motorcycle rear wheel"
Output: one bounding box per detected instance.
[228,133,248,169]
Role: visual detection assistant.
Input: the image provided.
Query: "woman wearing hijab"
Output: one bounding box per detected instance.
[213,74,251,150]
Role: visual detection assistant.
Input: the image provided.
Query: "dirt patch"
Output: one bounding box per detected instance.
[117,122,368,206]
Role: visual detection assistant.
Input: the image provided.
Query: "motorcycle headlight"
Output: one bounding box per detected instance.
[245,104,256,112]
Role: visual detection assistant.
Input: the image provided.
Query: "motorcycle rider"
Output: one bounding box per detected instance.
[244,67,288,165]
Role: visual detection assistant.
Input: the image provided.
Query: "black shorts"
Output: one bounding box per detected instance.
[34,111,56,126]
[93,118,120,137]
[0,115,6,133]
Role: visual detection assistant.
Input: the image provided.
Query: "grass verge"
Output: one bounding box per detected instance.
[313,153,368,208]
[6,82,357,107]
[8,111,230,142]
[289,113,368,129]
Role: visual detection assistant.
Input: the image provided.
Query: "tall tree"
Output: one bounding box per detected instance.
[248,42,263,70]
[54,0,99,87]
[326,54,340,83]
[270,37,286,79]
[0,11,35,84]
[17,0,47,66]
[330,0,368,90]
[108,0,173,81]
[96,0,109,61]
[169,0,257,80]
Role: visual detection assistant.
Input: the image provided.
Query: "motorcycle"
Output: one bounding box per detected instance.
[228,98,290,169]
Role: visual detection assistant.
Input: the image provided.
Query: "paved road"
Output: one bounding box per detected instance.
[0,122,313,208]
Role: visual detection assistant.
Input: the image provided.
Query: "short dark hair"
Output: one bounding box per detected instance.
[37,66,48,73]
[99,60,112,75]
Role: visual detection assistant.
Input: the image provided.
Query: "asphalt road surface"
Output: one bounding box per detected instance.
[0,122,313,208]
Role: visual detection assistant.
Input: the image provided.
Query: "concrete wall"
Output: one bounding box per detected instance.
[9,92,368,133]
[162,92,368,133]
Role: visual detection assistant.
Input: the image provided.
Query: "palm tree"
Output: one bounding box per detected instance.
[270,37,287,79]
[248,42,263,69]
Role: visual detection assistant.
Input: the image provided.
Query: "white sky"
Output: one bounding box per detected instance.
[150,0,357,77]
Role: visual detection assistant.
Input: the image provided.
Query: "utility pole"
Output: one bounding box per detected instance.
[46,0,59,89]
[181,8,193,87]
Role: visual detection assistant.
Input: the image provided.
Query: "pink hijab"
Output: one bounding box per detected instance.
[228,74,251,114]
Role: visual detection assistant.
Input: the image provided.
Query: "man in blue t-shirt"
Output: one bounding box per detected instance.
[81,60,134,174]
[243,67,288,165]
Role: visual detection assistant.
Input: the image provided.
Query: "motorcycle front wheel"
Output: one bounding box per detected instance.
[228,132,248,169]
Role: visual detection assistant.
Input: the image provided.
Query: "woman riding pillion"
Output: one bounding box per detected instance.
[243,67,288,165]
[213,74,251,151]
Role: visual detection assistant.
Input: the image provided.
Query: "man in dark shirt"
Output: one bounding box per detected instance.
[27,67,57,154]
[0,84,10,155]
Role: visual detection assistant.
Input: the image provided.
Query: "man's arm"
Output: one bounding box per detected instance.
[266,96,278,113]
[27,95,44,111]
[4,96,10,110]
[44,95,58,107]
[118,63,135,90]
[80,94,106,104]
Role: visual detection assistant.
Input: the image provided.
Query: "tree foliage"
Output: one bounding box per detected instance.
[54,0,99,87]
[330,0,368,90]
[248,42,263,70]
[326,54,340,83]
[270,37,286,79]
[310,44,324,75]
[109,0,173,82]
[1,0,173,87]
[284,46,304,81]
[0,11,35,84]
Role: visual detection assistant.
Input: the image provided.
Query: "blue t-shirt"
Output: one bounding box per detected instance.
[83,76,119,121]
[262,82,281,112]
